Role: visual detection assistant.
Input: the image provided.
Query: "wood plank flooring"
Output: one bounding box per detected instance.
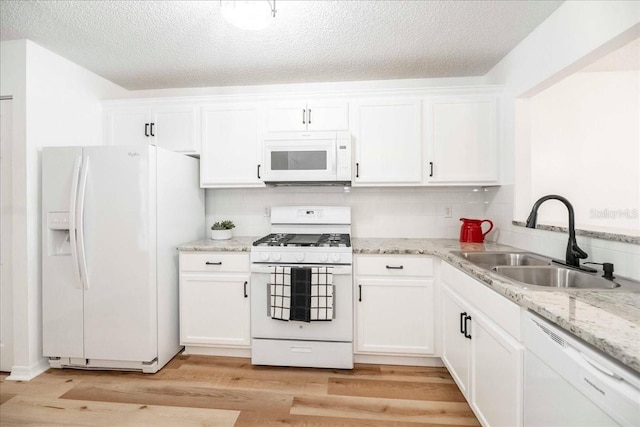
[0,355,479,426]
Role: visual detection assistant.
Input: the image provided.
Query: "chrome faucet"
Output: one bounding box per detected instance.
[525,195,595,271]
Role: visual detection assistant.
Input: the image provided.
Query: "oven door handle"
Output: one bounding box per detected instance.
[250,265,352,274]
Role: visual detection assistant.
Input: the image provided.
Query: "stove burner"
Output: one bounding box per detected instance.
[253,233,351,248]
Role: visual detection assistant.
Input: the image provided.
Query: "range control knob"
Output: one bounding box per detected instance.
[261,252,270,261]
[296,253,305,262]
[331,253,341,262]
[320,253,328,262]
[273,253,281,262]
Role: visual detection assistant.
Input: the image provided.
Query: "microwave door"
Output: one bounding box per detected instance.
[264,142,336,182]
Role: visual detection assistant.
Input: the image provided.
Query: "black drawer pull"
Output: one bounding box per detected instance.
[205,261,222,265]
[150,122,155,137]
[257,164,261,179]
[429,161,434,177]
[385,265,404,270]
[243,281,248,298]
[464,314,472,339]
[358,284,362,302]
[460,312,466,335]
[144,123,150,137]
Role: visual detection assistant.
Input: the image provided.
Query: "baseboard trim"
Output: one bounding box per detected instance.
[6,358,49,381]
[354,354,444,367]
[183,346,251,358]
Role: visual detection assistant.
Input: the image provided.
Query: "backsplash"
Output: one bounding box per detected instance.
[206,185,639,280]
[205,186,486,239]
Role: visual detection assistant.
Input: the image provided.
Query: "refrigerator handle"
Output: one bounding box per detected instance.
[76,157,90,290]
[69,155,83,290]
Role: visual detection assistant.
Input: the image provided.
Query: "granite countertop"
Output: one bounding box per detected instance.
[178,236,640,373]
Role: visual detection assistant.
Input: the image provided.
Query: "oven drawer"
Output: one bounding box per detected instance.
[180,252,250,273]
[355,255,433,277]
[252,338,353,369]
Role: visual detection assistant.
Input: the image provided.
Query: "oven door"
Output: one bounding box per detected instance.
[262,133,337,182]
[250,264,352,342]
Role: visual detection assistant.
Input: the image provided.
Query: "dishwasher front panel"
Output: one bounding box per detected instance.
[523,311,640,427]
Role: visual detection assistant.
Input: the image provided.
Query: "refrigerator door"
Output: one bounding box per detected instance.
[81,146,157,362]
[42,147,85,358]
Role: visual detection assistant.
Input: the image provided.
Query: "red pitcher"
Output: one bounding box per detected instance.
[459,218,494,243]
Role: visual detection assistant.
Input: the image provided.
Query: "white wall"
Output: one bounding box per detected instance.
[530,70,639,235]
[483,1,640,280]
[206,186,487,239]
[0,39,128,380]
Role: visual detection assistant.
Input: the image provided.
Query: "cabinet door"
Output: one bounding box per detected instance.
[152,105,199,154]
[356,278,434,355]
[180,274,250,346]
[104,107,150,147]
[266,102,307,132]
[201,103,264,187]
[306,101,349,131]
[352,99,423,184]
[471,311,523,427]
[441,286,471,396]
[266,101,348,132]
[427,96,498,183]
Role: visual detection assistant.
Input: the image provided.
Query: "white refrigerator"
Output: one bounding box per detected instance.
[42,145,204,373]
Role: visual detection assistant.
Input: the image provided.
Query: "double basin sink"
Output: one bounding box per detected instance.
[452,251,622,290]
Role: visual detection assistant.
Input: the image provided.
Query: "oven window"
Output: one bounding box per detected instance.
[271,151,327,170]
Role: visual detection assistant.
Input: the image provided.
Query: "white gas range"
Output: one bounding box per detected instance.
[250,206,354,369]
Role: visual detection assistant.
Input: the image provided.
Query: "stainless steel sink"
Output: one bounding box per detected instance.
[452,251,551,269]
[492,266,620,290]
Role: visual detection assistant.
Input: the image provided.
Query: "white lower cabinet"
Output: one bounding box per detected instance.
[354,255,435,360]
[179,252,251,355]
[441,261,523,427]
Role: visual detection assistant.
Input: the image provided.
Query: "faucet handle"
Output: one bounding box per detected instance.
[571,243,589,259]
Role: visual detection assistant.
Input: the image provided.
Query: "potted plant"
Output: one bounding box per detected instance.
[210,220,235,240]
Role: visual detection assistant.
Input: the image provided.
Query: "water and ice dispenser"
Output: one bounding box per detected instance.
[46,212,71,256]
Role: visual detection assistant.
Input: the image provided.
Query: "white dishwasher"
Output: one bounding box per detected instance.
[523,311,640,427]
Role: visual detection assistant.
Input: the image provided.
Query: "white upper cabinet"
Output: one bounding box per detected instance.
[426,96,498,183]
[103,103,200,154]
[200,102,265,188]
[266,100,348,132]
[351,98,423,185]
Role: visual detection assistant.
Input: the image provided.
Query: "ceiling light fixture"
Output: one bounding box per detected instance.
[220,0,276,31]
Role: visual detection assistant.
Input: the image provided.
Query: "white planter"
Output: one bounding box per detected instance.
[211,229,233,240]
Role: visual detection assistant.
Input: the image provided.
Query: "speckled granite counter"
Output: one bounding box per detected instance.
[177,236,640,373]
[353,238,640,374]
[177,236,256,252]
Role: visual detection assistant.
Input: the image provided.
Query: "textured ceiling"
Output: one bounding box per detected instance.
[0,0,564,90]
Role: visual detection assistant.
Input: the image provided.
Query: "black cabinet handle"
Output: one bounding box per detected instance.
[429,162,434,177]
[302,109,306,124]
[356,162,359,178]
[150,122,155,137]
[464,314,472,339]
[385,265,404,270]
[308,108,311,124]
[257,164,261,179]
[205,261,222,265]
[460,312,466,335]
[144,123,150,137]
[243,281,248,298]
[358,284,362,302]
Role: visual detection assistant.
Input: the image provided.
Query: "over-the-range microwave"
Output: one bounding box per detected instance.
[261,131,352,185]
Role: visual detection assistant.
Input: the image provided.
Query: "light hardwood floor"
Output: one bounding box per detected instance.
[0,355,480,426]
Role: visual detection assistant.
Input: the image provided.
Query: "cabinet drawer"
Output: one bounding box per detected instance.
[180,252,249,273]
[356,255,433,277]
